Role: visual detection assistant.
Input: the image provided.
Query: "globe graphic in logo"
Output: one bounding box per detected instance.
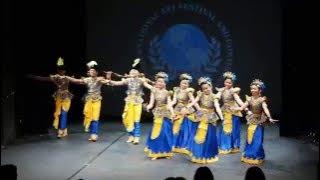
[159,24,215,79]
[148,24,223,81]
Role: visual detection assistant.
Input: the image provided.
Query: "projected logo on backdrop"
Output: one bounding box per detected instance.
[137,3,233,83]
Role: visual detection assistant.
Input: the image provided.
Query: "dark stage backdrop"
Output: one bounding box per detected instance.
[7,0,87,136]
[86,0,282,119]
[5,0,287,139]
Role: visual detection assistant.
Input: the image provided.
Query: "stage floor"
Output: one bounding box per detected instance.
[1,122,318,180]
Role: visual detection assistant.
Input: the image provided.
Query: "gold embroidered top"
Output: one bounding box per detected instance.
[245,95,267,125]
[152,88,171,118]
[216,87,242,117]
[83,77,103,101]
[196,91,220,125]
[124,78,144,104]
[173,87,195,114]
[50,75,73,100]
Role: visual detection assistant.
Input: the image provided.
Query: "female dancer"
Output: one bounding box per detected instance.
[188,77,224,163]
[171,73,196,154]
[144,72,175,160]
[216,72,244,154]
[236,79,278,164]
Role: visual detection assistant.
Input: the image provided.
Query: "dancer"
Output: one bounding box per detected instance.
[171,73,196,154]
[188,77,224,164]
[106,59,153,144]
[61,61,109,142]
[236,79,278,164]
[29,57,73,138]
[216,72,244,154]
[144,72,175,160]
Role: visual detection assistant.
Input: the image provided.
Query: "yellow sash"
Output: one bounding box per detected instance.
[151,117,163,139]
[223,111,233,134]
[247,124,258,144]
[195,116,208,144]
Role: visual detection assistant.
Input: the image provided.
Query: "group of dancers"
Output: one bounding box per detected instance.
[30,57,278,165]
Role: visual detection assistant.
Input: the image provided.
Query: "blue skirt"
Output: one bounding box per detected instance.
[189,124,219,163]
[186,120,199,151]
[173,117,193,154]
[218,115,241,154]
[241,125,265,164]
[145,117,174,158]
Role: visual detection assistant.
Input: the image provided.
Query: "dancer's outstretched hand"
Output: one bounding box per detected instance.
[269,118,279,124]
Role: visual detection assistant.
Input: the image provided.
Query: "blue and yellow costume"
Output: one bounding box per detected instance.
[145,87,174,159]
[241,95,268,164]
[83,77,103,141]
[122,77,144,143]
[108,59,148,144]
[217,87,242,154]
[188,90,220,164]
[172,86,196,154]
[51,75,73,138]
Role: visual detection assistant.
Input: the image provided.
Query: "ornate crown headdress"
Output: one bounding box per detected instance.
[179,73,192,83]
[250,79,266,90]
[198,77,212,86]
[223,71,237,81]
[155,72,169,82]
